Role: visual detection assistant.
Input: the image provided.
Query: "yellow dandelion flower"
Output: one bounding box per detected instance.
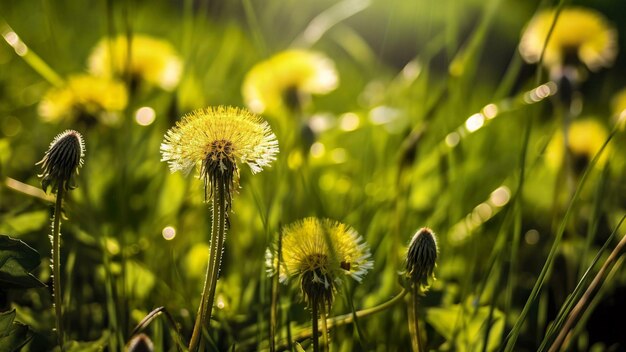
[160,106,279,202]
[519,7,617,72]
[270,217,373,310]
[38,75,128,125]
[545,118,610,171]
[88,34,183,91]
[242,49,338,115]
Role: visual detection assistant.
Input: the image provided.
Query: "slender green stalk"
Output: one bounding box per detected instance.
[311,298,320,352]
[189,180,227,351]
[548,232,626,352]
[205,179,228,328]
[52,185,65,349]
[320,303,330,352]
[503,125,617,352]
[271,289,408,350]
[409,286,423,352]
[269,231,282,352]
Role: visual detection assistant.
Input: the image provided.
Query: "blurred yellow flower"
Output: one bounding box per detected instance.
[160,106,279,202]
[519,7,617,72]
[611,88,626,127]
[242,49,338,115]
[545,118,610,170]
[268,217,372,309]
[38,75,128,124]
[88,34,183,91]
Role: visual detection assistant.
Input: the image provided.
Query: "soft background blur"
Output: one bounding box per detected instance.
[2,0,626,351]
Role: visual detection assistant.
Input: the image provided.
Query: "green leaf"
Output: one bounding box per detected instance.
[0,211,49,234]
[62,330,110,352]
[157,172,186,217]
[0,235,46,289]
[294,342,306,352]
[0,309,32,352]
[426,304,504,352]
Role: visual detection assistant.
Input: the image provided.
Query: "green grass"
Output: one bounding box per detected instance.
[2,0,626,351]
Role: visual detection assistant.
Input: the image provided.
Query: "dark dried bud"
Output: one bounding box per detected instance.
[127,333,154,352]
[405,227,438,292]
[37,130,85,193]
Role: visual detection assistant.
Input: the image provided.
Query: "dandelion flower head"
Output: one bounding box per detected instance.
[404,228,438,292]
[37,130,85,193]
[519,7,617,72]
[545,118,610,171]
[88,34,183,91]
[38,75,128,125]
[160,106,279,202]
[270,217,373,309]
[242,49,338,115]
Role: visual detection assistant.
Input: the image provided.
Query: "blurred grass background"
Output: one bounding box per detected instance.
[2,0,626,351]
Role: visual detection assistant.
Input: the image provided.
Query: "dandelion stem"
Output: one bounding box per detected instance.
[311,298,320,352]
[188,179,228,351]
[320,303,330,352]
[271,288,408,349]
[409,286,423,352]
[52,185,65,350]
[205,179,227,328]
[269,231,282,352]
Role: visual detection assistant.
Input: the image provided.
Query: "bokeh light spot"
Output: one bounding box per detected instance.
[465,113,485,133]
[310,142,325,158]
[135,107,156,126]
[162,226,176,240]
[339,113,360,131]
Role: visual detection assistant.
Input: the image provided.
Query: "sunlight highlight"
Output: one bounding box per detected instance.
[162,226,176,240]
[135,107,156,126]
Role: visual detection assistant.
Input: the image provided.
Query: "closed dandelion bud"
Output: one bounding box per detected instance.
[37,130,85,193]
[405,227,438,292]
[127,333,154,352]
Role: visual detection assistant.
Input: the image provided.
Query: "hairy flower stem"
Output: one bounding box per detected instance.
[189,180,228,351]
[409,286,424,352]
[52,185,65,350]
